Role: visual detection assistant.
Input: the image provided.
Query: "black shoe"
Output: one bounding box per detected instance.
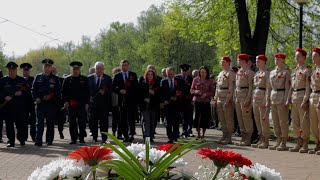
[123,138,129,142]
[128,136,134,142]
[47,142,53,146]
[69,141,77,145]
[84,131,87,137]
[167,140,173,143]
[20,141,25,146]
[34,142,42,147]
[150,139,154,143]
[79,140,85,144]
[117,136,124,140]
[174,139,178,142]
[7,143,14,147]
[31,137,36,142]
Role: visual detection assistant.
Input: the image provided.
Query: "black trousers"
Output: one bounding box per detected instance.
[35,103,56,144]
[89,106,109,141]
[5,105,27,144]
[57,105,67,134]
[69,106,87,141]
[119,104,136,138]
[181,102,194,135]
[165,104,180,140]
[24,104,36,140]
[112,106,120,136]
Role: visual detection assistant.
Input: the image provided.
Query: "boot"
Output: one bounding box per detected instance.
[298,139,309,153]
[234,132,245,146]
[240,132,251,146]
[308,143,320,154]
[276,137,288,151]
[289,137,302,152]
[258,136,269,149]
[218,132,227,144]
[251,135,263,148]
[269,137,281,150]
[221,133,232,145]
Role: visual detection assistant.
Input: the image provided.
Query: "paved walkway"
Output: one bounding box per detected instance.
[0,122,319,180]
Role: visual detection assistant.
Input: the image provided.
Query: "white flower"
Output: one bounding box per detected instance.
[28,158,89,180]
[111,143,146,160]
[239,163,282,180]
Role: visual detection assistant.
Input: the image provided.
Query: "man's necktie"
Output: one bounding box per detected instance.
[96,76,101,89]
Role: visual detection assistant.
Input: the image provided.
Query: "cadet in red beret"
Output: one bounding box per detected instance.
[268,52,291,151]
[296,48,307,57]
[251,54,270,149]
[215,56,236,145]
[289,47,311,153]
[309,48,320,154]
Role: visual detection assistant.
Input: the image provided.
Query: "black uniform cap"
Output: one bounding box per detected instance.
[42,58,54,65]
[20,63,32,70]
[70,61,83,68]
[6,62,18,69]
[179,64,191,71]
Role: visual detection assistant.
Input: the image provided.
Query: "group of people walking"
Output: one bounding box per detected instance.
[0,47,320,156]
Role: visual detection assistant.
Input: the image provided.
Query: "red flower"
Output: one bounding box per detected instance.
[176,90,183,97]
[148,79,155,85]
[197,148,252,168]
[103,85,109,92]
[68,146,112,166]
[157,144,181,152]
[124,80,131,87]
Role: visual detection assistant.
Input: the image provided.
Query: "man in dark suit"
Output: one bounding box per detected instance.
[176,64,194,138]
[20,63,36,142]
[160,67,183,143]
[87,62,112,144]
[112,59,138,142]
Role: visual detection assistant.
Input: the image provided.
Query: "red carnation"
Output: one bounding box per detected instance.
[176,90,183,97]
[157,144,181,152]
[197,148,252,168]
[68,146,112,166]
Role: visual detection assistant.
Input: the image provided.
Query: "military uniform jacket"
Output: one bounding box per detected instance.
[214,69,235,102]
[269,67,290,105]
[31,73,61,102]
[88,73,112,109]
[253,68,271,104]
[175,74,193,103]
[288,64,311,104]
[309,65,320,104]
[62,75,90,106]
[235,67,254,103]
[0,75,28,106]
[112,71,138,105]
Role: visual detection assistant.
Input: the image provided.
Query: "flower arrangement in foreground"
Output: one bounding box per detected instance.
[28,133,206,180]
[28,133,282,180]
[194,148,282,180]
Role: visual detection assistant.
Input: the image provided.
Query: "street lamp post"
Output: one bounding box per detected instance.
[294,0,309,48]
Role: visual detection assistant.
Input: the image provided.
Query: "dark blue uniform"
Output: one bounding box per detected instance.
[32,73,61,146]
[0,75,28,146]
[24,76,36,141]
[62,75,89,143]
[175,74,194,137]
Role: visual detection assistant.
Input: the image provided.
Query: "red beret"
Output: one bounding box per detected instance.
[222,56,231,62]
[274,53,286,59]
[312,48,320,54]
[296,48,307,56]
[237,54,249,61]
[256,54,268,62]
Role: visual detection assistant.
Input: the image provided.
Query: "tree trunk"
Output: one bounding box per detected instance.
[234,0,271,58]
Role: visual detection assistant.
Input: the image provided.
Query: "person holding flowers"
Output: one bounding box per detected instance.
[139,69,160,142]
[190,66,214,140]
